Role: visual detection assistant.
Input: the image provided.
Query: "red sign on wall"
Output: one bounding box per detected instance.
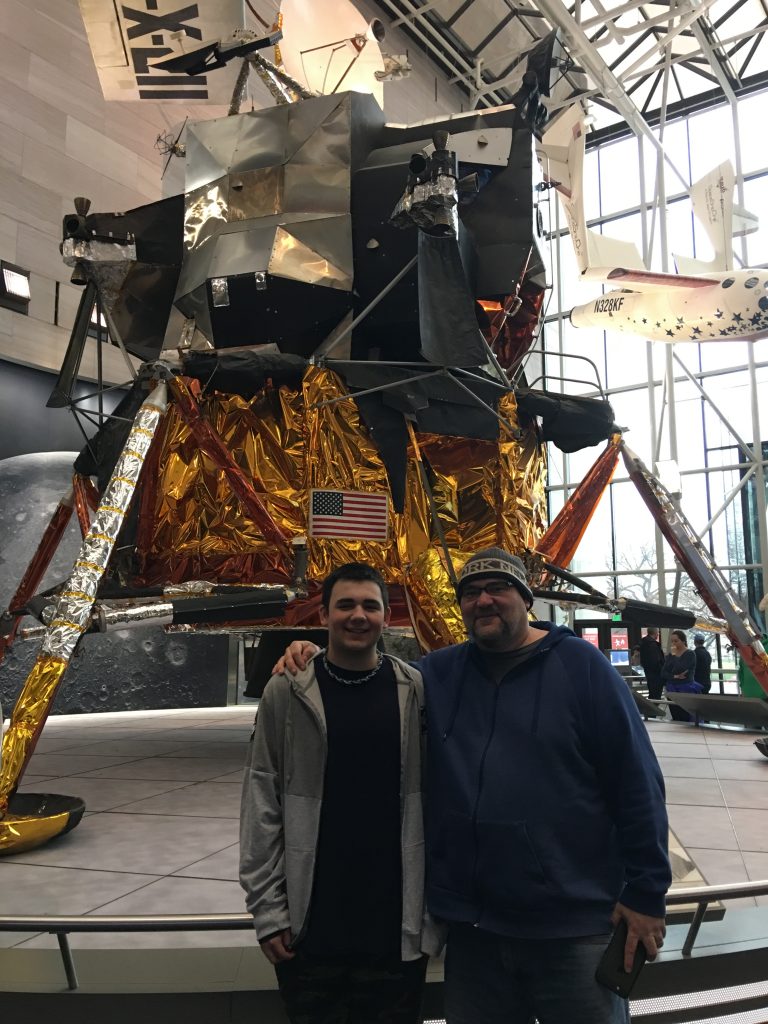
[611,628,629,651]
[583,627,600,649]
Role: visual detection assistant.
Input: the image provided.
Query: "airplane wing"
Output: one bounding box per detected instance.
[605,267,719,289]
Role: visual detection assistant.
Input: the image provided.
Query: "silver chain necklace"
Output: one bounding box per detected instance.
[322,650,384,686]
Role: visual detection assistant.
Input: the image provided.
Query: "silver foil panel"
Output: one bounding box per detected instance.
[268,216,353,290]
[227,167,284,222]
[96,601,174,632]
[283,163,349,216]
[42,383,169,661]
[184,179,229,251]
[208,225,281,280]
[62,238,137,266]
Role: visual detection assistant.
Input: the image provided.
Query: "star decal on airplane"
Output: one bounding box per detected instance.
[666,329,674,337]
[733,312,744,323]
[715,309,724,318]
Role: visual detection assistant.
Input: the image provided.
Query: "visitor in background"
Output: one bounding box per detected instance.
[693,634,713,693]
[639,627,665,700]
[662,630,702,722]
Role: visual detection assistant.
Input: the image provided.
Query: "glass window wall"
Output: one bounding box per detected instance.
[537,89,768,689]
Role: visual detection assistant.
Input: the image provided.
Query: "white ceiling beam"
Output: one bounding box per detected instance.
[619,23,768,82]
[376,0,508,105]
[389,0,446,27]
[581,0,627,43]
[688,18,738,101]
[616,0,717,83]
[591,0,709,39]
[530,0,662,145]
[579,0,647,32]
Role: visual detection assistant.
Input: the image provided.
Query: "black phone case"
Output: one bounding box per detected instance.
[595,919,648,999]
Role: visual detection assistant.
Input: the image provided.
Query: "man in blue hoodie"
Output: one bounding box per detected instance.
[278,547,671,1023]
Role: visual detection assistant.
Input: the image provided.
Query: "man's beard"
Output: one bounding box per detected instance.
[469,618,514,650]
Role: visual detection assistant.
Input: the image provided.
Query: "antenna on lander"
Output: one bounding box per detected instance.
[155,118,188,179]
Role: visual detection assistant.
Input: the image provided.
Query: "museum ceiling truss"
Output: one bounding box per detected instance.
[376,0,768,138]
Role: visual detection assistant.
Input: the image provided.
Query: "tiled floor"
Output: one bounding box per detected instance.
[1,706,767,955]
[646,717,768,909]
[1,706,255,950]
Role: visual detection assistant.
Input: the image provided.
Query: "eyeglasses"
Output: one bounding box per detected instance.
[460,580,517,602]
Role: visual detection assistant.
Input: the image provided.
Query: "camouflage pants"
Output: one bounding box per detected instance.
[274,951,428,1024]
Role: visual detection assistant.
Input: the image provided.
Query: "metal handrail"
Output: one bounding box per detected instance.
[666,879,768,958]
[0,912,253,990]
[2,880,768,991]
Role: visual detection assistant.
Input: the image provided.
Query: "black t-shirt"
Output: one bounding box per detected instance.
[480,638,545,684]
[301,655,402,960]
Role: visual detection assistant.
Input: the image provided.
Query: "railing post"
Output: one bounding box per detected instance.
[682,900,709,958]
[54,931,79,990]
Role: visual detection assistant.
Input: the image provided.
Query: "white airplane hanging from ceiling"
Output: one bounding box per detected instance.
[539,106,767,343]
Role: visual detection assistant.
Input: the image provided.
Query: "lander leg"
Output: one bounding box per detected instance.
[0,383,169,854]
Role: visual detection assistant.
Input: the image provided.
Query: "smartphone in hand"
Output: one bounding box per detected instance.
[595,919,648,999]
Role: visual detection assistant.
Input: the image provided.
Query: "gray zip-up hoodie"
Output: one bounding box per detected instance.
[239,652,443,961]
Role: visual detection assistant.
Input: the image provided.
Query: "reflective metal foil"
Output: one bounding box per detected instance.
[43,385,169,661]
[62,238,137,266]
[416,434,500,551]
[184,180,228,251]
[141,384,305,583]
[304,366,398,581]
[269,223,352,290]
[0,655,68,815]
[135,369,548,653]
[0,384,170,815]
[0,489,75,668]
[72,474,92,538]
[535,434,619,573]
[97,601,174,632]
[496,392,548,553]
[227,167,284,221]
[403,549,466,650]
[0,806,73,855]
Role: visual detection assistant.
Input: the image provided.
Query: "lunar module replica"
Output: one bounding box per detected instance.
[2,8,767,854]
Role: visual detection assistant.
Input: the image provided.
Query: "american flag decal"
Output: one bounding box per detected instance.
[309,490,389,541]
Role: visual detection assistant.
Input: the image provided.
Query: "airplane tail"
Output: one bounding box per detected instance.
[674,162,759,275]
[538,106,645,276]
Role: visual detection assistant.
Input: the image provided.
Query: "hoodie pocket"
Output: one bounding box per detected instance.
[429,810,475,898]
[475,820,554,910]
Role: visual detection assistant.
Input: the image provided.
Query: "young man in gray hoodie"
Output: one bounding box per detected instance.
[240,562,440,1024]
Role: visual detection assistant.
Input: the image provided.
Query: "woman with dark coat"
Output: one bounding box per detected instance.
[662,630,702,721]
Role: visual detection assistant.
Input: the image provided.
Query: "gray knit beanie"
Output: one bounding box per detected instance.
[456,547,533,608]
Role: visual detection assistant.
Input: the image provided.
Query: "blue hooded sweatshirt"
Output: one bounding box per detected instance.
[417,623,671,939]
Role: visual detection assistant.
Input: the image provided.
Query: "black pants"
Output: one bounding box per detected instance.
[274,950,428,1024]
[646,674,663,700]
